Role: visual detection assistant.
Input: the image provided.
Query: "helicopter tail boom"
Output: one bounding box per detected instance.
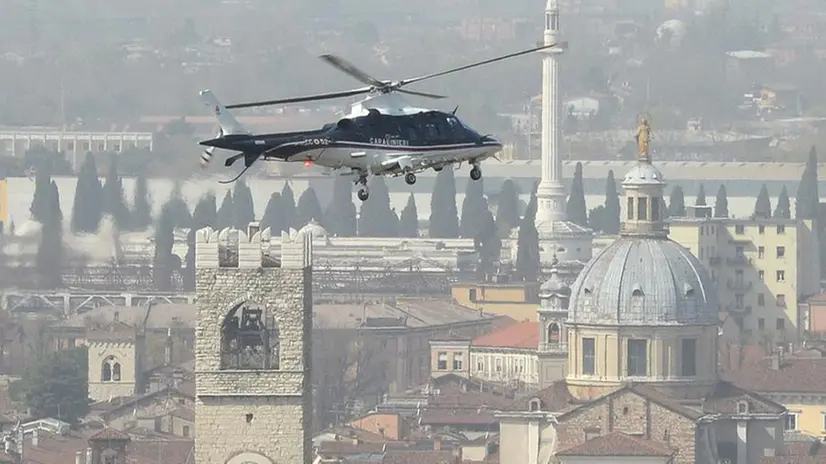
[199,89,251,169]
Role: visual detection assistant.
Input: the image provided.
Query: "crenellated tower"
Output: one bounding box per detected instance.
[194,226,313,464]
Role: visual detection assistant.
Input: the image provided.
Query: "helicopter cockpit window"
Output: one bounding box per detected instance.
[424,123,440,141]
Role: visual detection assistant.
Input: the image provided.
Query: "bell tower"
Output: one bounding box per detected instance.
[194,226,313,464]
[536,259,570,388]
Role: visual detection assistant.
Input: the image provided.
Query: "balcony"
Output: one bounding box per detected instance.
[709,257,722,267]
[726,280,753,291]
[726,256,753,266]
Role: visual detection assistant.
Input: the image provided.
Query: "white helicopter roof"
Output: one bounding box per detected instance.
[343,93,432,118]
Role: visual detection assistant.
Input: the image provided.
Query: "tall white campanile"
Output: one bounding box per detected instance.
[535,0,568,229]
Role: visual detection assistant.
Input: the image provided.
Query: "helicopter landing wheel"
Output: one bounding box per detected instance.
[357,186,370,201]
[470,166,482,181]
[404,172,417,185]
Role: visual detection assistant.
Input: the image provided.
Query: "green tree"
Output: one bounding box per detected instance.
[232,180,255,230]
[429,169,459,238]
[753,184,772,218]
[603,170,620,234]
[102,154,131,229]
[216,190,234,229]
[695,184,707,206]
[323,176,357,237]
[21,346,89,423]
[566,162,588,226]
[495,179,520,235]
[164,183,192,229]
[714,184,729,218]
[668,186,686,217]
[588,205,605,232]
[796,146,820,219]
[36,181,63,289]
[295,187,324,228]
[460,177,486,238]
[70,153,103,234]
[261,193,285,234]
[131,170,152,231]
[398,193,419,238]
[153,203,176,291]
[278,183,296,231]
[774,186,791,219]
[515,186,541,282]
[358,177,398,237]
[29,159,53,223]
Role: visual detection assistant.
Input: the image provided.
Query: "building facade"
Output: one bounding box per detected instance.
[668,216,820,343]
[194,226,313,464]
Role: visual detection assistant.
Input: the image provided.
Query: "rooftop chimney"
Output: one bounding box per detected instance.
[86,447,92,464]
[452,443,462,463]
[31,430,38,448]
[113,311,119,322]
[771,350,782,370]
[165,327,173,366]
[75,450,85,464]
[433,437,441,451]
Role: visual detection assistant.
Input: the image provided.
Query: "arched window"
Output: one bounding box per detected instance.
[101,355,119,382]
[102,363,111,382]
[221,301,280,370]
[112,363,121,381]
[529,399,541,412]
[547,323,560,344]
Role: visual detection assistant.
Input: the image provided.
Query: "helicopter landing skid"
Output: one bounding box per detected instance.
[218,164,253,184]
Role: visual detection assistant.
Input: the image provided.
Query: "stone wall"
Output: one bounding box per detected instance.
[194,226,313,464]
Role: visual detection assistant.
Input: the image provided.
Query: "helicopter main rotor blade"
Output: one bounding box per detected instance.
[319,54,387,88]
[397,89,448,99]
[400,42,561,87]
[225,87,372,109]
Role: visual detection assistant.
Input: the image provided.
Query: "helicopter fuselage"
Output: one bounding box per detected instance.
[200,109,502,177]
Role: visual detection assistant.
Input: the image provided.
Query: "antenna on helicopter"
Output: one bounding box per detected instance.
[224,42,563,110]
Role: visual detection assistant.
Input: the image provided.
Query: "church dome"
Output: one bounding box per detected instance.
[567,237,718,326]
[297,220,328,239]
[622,162,665,186]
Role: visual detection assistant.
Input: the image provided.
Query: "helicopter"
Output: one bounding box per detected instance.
[198,42,562,201]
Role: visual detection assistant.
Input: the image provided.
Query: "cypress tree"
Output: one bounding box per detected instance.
[429,169,459,238]
[260,193,285,234]
[495,179,520,235]
[30,159,52,223]
[603,170,620,234]
[398,193,419,238]
[588,205,605,232]
[323,176,357,237]
[714,185,729,218]
[460,177,486,238]
[774,185,791,219]
[131,170,152,231]
[70,153,103,234]
[216,190,234,229]
[164,186,192,229]
[232,180,255,230]
[281,183,297,231]
[102,154,131,230]
[191,192,218,230]
[566,162,588,226]
[295,187,324,228]
[153,203,175,291]
[668,186,686,217]
[36,181,63,289]
[795,146,819,219]
[515,187,541,282]
[753,184,772,218]
[358,177,398,237]
[695,184,707,206]
[474,208,501,277]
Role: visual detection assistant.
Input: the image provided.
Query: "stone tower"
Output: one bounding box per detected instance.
[536,262,570,388]
[194,226,313,464]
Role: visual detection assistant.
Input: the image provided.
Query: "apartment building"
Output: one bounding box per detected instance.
[668,217,820,343]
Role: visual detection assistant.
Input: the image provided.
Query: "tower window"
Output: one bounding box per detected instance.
[637,197,648,220]
[627,339,647,376]
[452,352,464,370]
[220,302,280,370]
[548,323,560,344]
[101,355,120,382]
[651,197,660,220]
[627,197,634,220]
[681,338,697,376]
[437,352,448,370]
[582,338,595,375]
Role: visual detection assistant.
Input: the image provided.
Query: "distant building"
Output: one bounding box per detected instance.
[668,217,821,344]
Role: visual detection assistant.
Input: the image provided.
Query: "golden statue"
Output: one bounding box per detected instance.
[635,115,651,160]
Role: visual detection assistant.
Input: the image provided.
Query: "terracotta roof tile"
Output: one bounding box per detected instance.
[384,450,458,464]
[721,345,826,394]
[503,380,577,412]
[702,381,786,415]
[557,431,675,457]
[471,321,538,350]
[89,427,130,441]
[419,409,497,426]
[170,406,195,422]
[128,439,195,464]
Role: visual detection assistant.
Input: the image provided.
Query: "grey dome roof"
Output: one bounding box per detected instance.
[622,162,665,186]
[567,237,718,326]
